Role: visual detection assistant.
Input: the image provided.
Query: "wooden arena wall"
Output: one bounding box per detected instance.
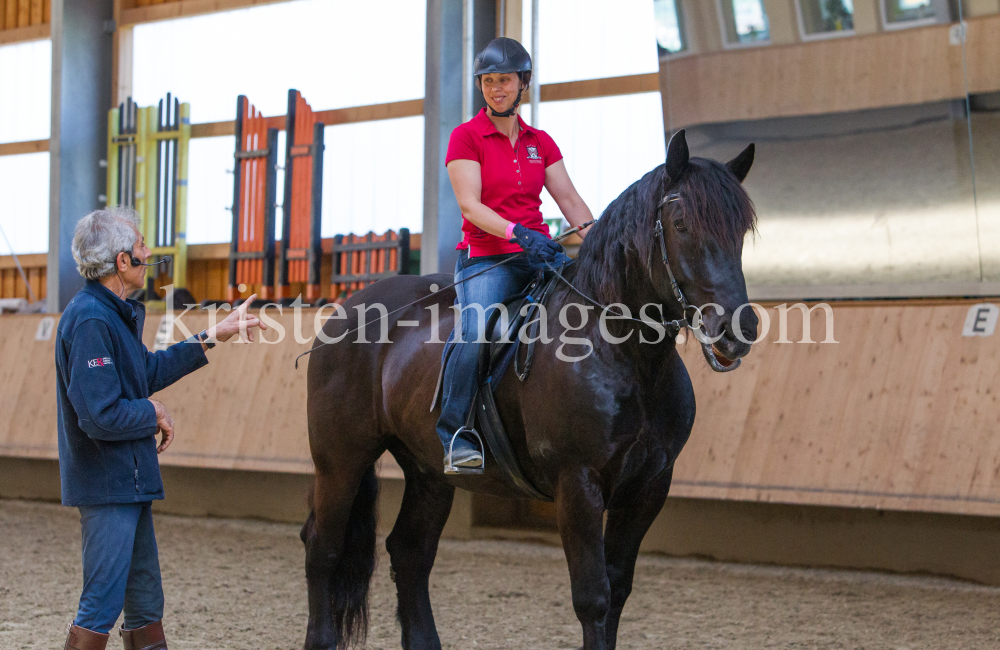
[1,298,998,517]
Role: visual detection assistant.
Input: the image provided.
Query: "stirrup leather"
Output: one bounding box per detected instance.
[444,426,485,475]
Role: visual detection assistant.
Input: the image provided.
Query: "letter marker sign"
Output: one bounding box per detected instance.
[962,304,998,337]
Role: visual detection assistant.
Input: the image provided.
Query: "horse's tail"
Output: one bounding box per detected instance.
[306,464,380,648]
[336,464,379,647]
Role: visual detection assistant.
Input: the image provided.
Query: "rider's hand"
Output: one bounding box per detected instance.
[509,224,569,266]
[149,399,174,454]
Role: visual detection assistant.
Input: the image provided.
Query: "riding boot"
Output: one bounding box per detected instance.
[63,623,109,650]
[119,621,167,650]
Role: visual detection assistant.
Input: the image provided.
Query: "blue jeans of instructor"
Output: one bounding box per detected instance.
[436,249,543,457]
[75,503,163,633]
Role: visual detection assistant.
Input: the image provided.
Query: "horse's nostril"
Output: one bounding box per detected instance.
[741,326,756,341]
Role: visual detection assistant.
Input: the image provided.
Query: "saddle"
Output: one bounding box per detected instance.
[432,271,559,501]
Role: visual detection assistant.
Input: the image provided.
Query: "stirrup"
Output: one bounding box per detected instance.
[444,426,485,475]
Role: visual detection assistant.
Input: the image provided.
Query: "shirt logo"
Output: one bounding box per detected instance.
[88,357,114,368]
[526,145,541,161]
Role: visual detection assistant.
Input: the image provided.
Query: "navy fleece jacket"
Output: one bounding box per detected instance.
[55,280,208,506]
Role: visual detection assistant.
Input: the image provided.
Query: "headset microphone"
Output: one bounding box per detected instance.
[130,255,171,267]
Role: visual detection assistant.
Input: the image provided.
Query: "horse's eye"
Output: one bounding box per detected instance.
[673,219,687,232]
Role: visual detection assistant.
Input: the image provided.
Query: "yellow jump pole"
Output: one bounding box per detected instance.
[106,107,120,207]
[173,102,190,290]
[138,106,158,295]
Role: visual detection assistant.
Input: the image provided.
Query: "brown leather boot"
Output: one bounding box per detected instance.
[64,623,110,650]
[119,621,167,650]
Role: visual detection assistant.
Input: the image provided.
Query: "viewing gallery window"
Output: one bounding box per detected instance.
[654,0,686,56]
[797,0,854,39]
[881,0,937,28]
[717,0,770,47]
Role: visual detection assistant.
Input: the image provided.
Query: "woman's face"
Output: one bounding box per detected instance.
[480,73,523,114]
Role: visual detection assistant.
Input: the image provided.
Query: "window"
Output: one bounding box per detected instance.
[183,117,424,244]
[133,0,426,123]
[654,0,686,56]
[718,0,770,47]
[0,40,51,144]
[536,93,666,228]
[797,0,855,38]
[321,116,424,237]
[881,0,937,28]
[0,153,50,255]
[186,136,236,245]
[522,0,659,85]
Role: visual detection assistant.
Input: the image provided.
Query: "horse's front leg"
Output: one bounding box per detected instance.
[556,468,610,650]
[602,468,673,650]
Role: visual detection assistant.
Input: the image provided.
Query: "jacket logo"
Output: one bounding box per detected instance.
[88,357,113,368]
[526,145,541,161]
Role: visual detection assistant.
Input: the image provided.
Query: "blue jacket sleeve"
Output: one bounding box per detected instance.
[144,335,209,394]
[67,319,159,441]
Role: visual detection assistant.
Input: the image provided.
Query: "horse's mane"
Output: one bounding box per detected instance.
[571,157,757,305]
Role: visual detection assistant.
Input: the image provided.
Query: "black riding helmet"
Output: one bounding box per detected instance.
[474,37,532,118]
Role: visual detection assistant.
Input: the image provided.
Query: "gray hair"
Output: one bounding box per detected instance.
[72,207,142,280]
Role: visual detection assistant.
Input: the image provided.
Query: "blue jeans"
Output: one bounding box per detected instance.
[74,502,164,634]
[436,249,541,451]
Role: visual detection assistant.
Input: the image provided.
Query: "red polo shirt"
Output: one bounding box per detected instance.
[446,108,563,257]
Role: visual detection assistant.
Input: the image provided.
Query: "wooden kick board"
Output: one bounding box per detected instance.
[671,300,1000,517]
[0,301,997,516]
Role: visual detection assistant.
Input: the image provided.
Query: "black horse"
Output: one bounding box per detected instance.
[301,130,757,650]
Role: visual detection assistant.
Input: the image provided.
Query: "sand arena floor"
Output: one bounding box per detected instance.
[1,499,999,649]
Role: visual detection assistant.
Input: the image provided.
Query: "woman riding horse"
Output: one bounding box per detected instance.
[302,125,758,650]
[440,36,595,471]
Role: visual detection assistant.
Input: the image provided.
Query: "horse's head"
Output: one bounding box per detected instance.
[573,129,758,372]
[652,129,758,372]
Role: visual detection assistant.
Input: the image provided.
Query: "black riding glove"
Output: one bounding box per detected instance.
[509,223,570,266]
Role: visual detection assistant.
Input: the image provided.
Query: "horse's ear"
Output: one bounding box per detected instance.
[726,143,755,183]
[665,129,689,184]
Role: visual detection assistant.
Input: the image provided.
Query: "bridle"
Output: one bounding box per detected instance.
[541,190,698,339]
[653,192,700,335]
[653,190,746,372]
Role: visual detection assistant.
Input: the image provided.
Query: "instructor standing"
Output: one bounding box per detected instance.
[56,207,265,650]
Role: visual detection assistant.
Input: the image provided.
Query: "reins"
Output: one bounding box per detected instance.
[293,192,701,370]
[294,253,520,369]
[293,220,597,368]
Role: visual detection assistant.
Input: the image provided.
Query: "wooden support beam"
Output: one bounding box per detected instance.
[0,21,49,44]
[538,72,660,103]
[0,253,47,270]
[120,0,292,25]
[190,99,425,138]
[0,139,49,156]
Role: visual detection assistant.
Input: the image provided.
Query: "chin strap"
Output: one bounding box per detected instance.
[490,86,524,118]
